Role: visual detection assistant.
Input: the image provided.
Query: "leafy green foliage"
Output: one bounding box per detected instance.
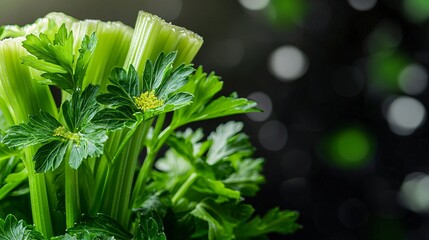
[135,210,166,240]
[66,214,132,240]
[62,84,100,131]
[2,85,111,172]
[2,111,61,148]
[0,156,28,201]
[234,208,302,238]
[222,158,264,197]
[0,151,23,203]
[75,34,97,88]
[22,24,97,93]
[0,214,45,240]
[206,122,253,165]
[0,14,299,240]
[172,67,259,127]
[148,122,299,239]
[97,51,195,121]
[33,141,68,172]
[133,192,171,219]
[157,122,263,197]
[190,199,254,240]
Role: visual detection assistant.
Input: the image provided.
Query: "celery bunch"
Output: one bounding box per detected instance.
[0,11,300,239]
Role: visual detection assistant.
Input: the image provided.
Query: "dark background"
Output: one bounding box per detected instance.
[2,0,429,239]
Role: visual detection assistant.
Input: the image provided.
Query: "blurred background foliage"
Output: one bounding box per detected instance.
[2,0,429,239]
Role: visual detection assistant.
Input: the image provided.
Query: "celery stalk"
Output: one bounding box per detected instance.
[0,38,58,124]
[71,20,133,90]
[0,37,58,238]
[99,11,203,227]
[125,11,203,71]
[0,12,76,40]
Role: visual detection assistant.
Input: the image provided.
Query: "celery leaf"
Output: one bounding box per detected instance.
[135,210,166,240]
[60,84,108,169]
[62,84,100,131]
[96,66,141,116]
[68,129,107,169]
[234,208,301,238]
[172,67,259,127]
[66,213,133,240]
[206,121,253,165]
[192,177,240,200]
[3,84,111,172]
[192,94,259,123]
[33,141,68,172]
[97,51,194,122]
[0,157,28,200]
[91,107,135,130]
[0,214,45,240]
[190,200,254,240]
[22,24,97,92]
[222,158,265,197]
[144,51,176,92]
[2,111,61,148]
[74,33,97,87]
[158,123,262,199]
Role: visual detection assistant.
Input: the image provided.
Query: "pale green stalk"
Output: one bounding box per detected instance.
[99,11,203,228]
[172,172,198,205]
[65,153,80,228]
[0,12,76,41]
[0,37,58,238]
[64,20,134,220]
[124,11,203,71]
[71,20,133,90]
[131,124,175,207]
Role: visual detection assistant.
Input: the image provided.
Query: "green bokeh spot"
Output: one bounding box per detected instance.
[404,0,429,23]
[267,0,308,27]
[368,50,410,92]
[326,126,374,169]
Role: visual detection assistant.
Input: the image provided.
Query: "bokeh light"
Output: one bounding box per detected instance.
[258,120,287,151]
[323,126,374,169]
[366,21,403,53]
[267,0,307,27]
[2,0,429,239]
[404,0,429,23]
[398,63,428,95]
[238,0,270,11]
[347,0,377,11]
[268,45,308,82]
[368,51,410,92]
[399,172,429,213]
[246,91,272,122]
[386,96,426,135]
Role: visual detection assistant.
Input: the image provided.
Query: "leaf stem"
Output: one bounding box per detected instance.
[110,119,143,165]
[118,122,151,226]
[65,147,81,228]
[131,124,175,206]
[151,113,166,146]
[171,172,198,205]
[107,120,152,227]
[23,148,53,238]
